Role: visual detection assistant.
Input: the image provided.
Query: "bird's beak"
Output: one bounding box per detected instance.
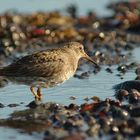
[83,52,99,67]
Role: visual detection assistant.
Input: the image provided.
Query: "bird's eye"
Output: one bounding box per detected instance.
[79,47,82,50]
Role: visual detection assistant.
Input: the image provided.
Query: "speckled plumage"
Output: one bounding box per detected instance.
[0,42,97,100]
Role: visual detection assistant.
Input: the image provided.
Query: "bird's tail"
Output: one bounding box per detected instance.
[0,68,5,76]
[0,68,9,87]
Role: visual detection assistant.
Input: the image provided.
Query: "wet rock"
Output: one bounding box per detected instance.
[111,134,124,140]
[81,72,90,78]
[115,89,129,101]
[99,117,113,133]
[113,80,140,92]
[129,89,140,104]
[20,102,24,104]
[93,65,101,74]
[65,103,79,110]
[127,62,138,69]
[63,120,77,131]
[117,65,127,73]
[61,134,85,140]
[111,126,119,133]
[86,116,96,126]
[91,96,100,102]
[26,100,40,108]
[0,103,5,108]
[48,103,61,111]
[0,77,8,88]
[127,119,138,129]
[130,107,140,117]
[69,96,76,100]
[74,74,83,79]
[83,97,90,102]
[111,106,128,119]
[74,72,90,79]
[66,4,77,18]
[80,103,94,113]
[135,67,140,75]
[8,103,19,107]
[44,130,55,140]
[121,127,134,136]
[87,124,100,136]
[106,67,113,73]
[135,76,140,80]
[44,128,69,140]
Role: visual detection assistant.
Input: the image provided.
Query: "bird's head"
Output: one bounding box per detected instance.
[64,42,99,67]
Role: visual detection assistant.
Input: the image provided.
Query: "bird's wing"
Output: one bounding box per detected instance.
[2,50,67,77]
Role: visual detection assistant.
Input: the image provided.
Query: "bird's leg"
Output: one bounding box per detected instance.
[37,87,42,100]
[30,86,40,100]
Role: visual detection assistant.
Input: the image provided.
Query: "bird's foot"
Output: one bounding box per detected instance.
[30,86,42,101]
[37,87,42,101]
[35,96,42,101]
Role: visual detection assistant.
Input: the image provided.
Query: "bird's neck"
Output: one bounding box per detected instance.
[63,47,81,61]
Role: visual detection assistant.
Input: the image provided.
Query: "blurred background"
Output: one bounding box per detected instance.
[0,0,111,16]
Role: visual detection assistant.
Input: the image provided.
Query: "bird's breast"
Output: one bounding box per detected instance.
[63,62,77,81]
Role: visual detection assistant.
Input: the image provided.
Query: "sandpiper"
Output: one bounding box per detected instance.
[0,42,98,100]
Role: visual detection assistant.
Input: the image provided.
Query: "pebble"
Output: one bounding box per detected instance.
[117,65,127,73]
[111,106,128,119]
[0,96,139,139]
[61,134,85,140]
[115,89,129,101]
[0,103,5,108]
[135,75,140,80]
[8,103,19,107]
[74,72,90,79]
[106,67,113,73]
[0,77,8,88]
[66,103,79,110]
[80,72,90,78]
[91,96,100,102]
[111,134,124,140]
[135,67,140,75]
[87,124,100,136]
[130,107,140,117]
[26,100,40,108]
[83,97,90,102]
[129,89,140,104]
[114,80,140,92]
[69,96,76,100]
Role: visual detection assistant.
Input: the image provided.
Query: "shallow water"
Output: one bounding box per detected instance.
[0,0,140,139]
[0,57,138,139]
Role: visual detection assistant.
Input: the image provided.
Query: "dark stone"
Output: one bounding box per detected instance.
[61,134,85,140]
[26,100,39,108]
[113,80,140,92]
[135,75,140,80]
[66,103,79,110]
[0,77,8,88]
[135,67,140,75]
[128,89,140,104]
[106,67,113,73]
[130,107,140,117]
[111,106,128,119]
[63,121,77,131]
[0,103,5,108]
[117,65,127,73]
[115,89,129,101]
[8,103,19,107]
